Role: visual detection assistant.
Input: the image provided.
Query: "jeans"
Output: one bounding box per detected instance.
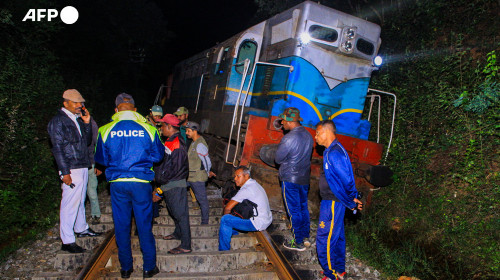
[281,181,310,244]
[164,186,191,250]
[187,181,209,224]
[218,214,256,251]
[110,181,156,271]
[87,164,101,217]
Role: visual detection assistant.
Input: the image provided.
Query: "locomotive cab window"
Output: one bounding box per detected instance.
[235,40,257,74]
[215,47,230,75]
[356,38,375,56]
[309,25,338,43]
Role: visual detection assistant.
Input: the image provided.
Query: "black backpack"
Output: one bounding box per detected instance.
[222,185,258,219]
[231,199,258,220]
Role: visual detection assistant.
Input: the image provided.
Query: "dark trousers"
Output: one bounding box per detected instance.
[281,181,310,244]
[164,187,191,250]
[187,181,209,224]
[110,182,156,271]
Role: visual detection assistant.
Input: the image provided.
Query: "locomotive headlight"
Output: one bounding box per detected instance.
[344,28,356,39]
[341,41,353,53]
[299,32,311,45]
[374,56,383,66]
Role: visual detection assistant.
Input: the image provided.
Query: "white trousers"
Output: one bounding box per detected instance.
[60,167,89,244]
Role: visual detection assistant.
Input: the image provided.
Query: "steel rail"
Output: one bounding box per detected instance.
[254,231,302,280]
[76,230,117,280]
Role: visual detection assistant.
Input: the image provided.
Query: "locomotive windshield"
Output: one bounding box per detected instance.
[356,38,375,56]
[308,25,338,43]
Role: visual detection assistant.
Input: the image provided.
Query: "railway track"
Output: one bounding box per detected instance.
[33,185,322,280]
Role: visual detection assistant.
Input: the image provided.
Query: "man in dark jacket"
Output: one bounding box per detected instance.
[275,107,314,251]
[47,89,102,254]
[94,93,164,278]
[153,114,192,254]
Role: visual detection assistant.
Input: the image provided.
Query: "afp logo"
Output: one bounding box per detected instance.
[22,6,79,24]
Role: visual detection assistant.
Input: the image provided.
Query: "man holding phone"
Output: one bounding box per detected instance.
[47,89,102,254]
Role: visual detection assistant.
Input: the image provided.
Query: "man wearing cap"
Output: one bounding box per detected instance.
[153,114,192,254]
[173,106,189,144]
[275,107,314,251]
[47,89,102,254]
[185,121,216,225]
[94,93,164,278]
[147,105,163,131]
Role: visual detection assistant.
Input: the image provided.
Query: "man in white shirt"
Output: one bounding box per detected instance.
[218,166,272,251]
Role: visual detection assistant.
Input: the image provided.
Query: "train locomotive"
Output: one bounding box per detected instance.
[163,1,395,215]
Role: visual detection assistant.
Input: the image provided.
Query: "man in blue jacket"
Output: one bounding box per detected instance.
[275,107,314,251]
[315,120,363,280]
[94,93,164,278]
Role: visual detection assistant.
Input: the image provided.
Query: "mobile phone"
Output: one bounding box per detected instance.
[81,104,86,116]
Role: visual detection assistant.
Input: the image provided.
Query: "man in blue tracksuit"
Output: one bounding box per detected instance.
[94,93,164,279]
[314,120,363,280]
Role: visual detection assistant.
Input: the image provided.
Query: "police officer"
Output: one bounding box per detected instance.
[94,93,164,278]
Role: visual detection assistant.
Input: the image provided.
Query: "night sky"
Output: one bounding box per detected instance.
[15,0,261,106]
[156,0,259,59]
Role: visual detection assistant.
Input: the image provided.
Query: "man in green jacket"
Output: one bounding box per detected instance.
[185,121,215,224]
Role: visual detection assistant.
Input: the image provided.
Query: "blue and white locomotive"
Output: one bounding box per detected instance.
[164,1,395,210]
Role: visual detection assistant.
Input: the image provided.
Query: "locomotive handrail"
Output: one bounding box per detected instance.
[226,60,294,166]
[366,94,381,143]
[232,61,294,166]
[225,59,251,165]
[367,88,397,162]
[195,73,208,113]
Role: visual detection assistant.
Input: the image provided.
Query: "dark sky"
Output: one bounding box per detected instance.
[156,0,259,60]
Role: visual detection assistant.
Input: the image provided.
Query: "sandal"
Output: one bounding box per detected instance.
[162,234,179,240]
[168,247,192,254]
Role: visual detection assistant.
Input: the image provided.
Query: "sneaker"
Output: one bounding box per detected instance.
[75,228,102,237]
[90,216,100,225]
[283,239,306,251]
[337,272,346,280]
[303,238,311,248]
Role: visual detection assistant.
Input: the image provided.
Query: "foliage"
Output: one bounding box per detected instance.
[346,1,499,279]
[0,0,64,258]
[0,0,170,261]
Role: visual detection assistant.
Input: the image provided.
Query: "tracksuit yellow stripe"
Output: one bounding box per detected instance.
[282,181,295,240]
[327,201,338,279]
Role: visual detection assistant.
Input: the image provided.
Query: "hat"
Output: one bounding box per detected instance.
[115,93,135,107]
[158,114,180,127]
[185,121,200,131]
[151,105,163,116]
[278,107,303,122]
[63,89,85,102]
[173,106,189,116]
